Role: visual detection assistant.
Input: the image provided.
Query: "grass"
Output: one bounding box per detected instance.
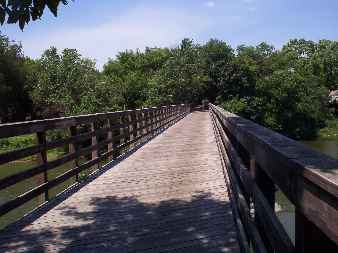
[318,118,338,140]
[0,135,36,154]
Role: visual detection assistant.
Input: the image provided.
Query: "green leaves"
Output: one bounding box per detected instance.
[0,0,70,29]
[0,33,33,122]
[0,7,5,24]
[46,0,59,16]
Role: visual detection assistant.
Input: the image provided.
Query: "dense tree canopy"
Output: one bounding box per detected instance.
[1,32,337,139]
[0,33,32,122]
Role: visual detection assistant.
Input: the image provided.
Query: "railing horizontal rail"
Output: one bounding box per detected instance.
[210,103,338,252]
[0,104,190,224]
[0,106,177,139]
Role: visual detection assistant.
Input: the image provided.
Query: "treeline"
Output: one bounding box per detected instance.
[1,33,337,139]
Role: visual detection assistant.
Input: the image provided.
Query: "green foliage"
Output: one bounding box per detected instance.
[0,33,32,122]
[30,47,103,117]
[0,135,35,153]
[0,0,70,30]
[221,97,248,115]
[103,48,170,109]
[318,118,338,139]
[148,39,209,106]
[253,69,328,139]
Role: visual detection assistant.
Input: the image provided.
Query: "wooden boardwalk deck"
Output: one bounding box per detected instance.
[0,111,239,253]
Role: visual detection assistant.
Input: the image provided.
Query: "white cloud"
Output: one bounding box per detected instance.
[22,6,211,70]
[205,1,215,8]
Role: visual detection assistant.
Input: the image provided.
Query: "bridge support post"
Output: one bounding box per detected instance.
[250,157,276,253]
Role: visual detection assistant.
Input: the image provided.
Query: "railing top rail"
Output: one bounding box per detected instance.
[0,105,182,139]
[210,103,338,196]
[210,103,338,245]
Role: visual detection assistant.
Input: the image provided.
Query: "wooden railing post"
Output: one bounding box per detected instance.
[123,111,130,143]
[295,210,337,253]
[161,107,165,130]
[145,110,150,135]
[151,109,155,135]
[90,122,100,171]
[112,115,121,159]
[106,119,113,161]
[250,157,275,253]
[91,123,98,161]
[37,131,49,201]
[69,125,79,182]
[131,111,138,141]
[120,114,126,149]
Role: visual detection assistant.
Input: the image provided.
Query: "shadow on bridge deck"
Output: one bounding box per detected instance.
[0,112,239,253]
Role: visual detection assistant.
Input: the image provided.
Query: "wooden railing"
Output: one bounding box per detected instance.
[210,104,338,253]
[0,105,190,222]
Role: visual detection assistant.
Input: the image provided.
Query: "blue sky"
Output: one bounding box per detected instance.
[1,0,338,69]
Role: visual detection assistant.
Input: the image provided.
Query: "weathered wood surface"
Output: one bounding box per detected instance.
[0,111,239,253]
[210,104,338,251]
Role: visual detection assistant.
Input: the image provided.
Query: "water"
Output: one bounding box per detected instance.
[275,138,338,245]
[0,153,99,229]
[302,139,338,160]
[0,158,77,229]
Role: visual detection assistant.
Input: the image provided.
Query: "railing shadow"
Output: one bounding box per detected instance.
[0,193,239,252]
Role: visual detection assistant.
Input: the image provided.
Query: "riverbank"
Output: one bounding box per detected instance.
[318,118,338,140]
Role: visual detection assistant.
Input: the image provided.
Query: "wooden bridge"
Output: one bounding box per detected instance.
[0,104,337,252]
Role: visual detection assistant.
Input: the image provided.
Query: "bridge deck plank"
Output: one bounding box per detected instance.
[0,111,239,253]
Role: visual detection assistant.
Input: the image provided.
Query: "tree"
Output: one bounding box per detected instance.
[0,0,70,30]
[200,39,234,102]
[0,33,32,122]
[253,68,328,139]
[103,48,170,109]
[148,39,209,106]
[30,47,101,117]
[311,40,338,90]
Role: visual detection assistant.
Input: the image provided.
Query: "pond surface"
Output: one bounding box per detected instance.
[302,139,338,160]
[0,154,101,229]
[0,159,77,229]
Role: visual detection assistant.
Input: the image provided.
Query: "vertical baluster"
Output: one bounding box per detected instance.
[120,114,126,149]
[148,109,152,135]
[250,157,275,253]
[107,119,113,161]
[69,125,79,182]
[112,115,120,159]
[142,109,146,137]
[295,210,336,252]
[124,112,130,145]
[91,122,98,161]
[160,107,164,130]
[127,111,132,144]
[37,131,49,201]
[132,111,138,141]
[152,109,155,133]
[155,109,159,132]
